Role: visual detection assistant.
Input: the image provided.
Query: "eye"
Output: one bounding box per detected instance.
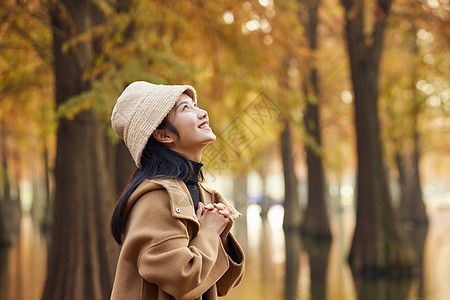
[182,104,190,111]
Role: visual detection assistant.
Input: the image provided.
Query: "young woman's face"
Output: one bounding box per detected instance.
[165,93,216,160]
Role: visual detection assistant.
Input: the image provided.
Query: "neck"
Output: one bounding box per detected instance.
[169,145,206,163]
[186,153,202,162]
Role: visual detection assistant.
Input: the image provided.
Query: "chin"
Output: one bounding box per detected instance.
[202,130,216,142]
[208,132,217,142]
[204,135,216,144]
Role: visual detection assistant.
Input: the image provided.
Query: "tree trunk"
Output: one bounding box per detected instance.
[12,154,23,219]
[110,0,136,199]
[1,120,12,205]
[114,140,135,198]
[397,29,427,225]
[297,0,331,238]
[0,119,21,236]
[301,92,330,237]
[0,201,10,246]
[258,163,271,220]
[232,173,249,251]
[280,118,302,230]
[43,1,117,299]
[396,141,427,224]
[406,127,427,224]
[42,140,52,231]
[341,0,416,275]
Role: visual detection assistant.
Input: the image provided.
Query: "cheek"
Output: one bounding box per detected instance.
[173,124,195,142]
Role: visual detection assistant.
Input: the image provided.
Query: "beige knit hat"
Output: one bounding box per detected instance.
[111,81,197,168]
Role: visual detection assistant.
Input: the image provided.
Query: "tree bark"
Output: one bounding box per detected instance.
[397,29,427,225]
[113,140,135,198]
[297,0,331,238]
[406,126,427,223]
[43,1,117,299]
[110,0,136,199]
[258,163,271,220]
[341,0,416,275]
[396,140,427,224]
[0,201,10,247]
[0,119,19,241]
[232,173,249,251]
[1,120,12,205]
[281,118,302,230]
[301,92,331,238]
[42,140,52,231]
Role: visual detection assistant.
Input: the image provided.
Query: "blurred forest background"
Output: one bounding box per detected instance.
[0,0,449,299]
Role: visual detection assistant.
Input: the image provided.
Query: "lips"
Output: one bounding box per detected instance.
[198,121,210,129]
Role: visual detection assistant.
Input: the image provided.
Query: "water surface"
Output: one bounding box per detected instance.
[1,206,449,300]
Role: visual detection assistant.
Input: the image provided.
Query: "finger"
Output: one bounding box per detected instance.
[212,203,226,210]
[204,203,215,210]
[230,213,240,220]
[218,209,231,217]
[196,202,205,218]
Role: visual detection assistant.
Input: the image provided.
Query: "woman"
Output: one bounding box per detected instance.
[110,81,245,300]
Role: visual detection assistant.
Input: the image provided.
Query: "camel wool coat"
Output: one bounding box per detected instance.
[110,178,245,300]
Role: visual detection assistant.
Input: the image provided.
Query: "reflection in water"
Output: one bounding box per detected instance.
[351,220,429,300]
[0,213,47,300]
[405,223,428,299]
[284,229,301,300]
[303,235,331,300]
[2,206,450,300]
[0,248,8,300]
[354,277,412,300]
[224,205,450,300]
[423,210,450,299]
[327,207,357,300]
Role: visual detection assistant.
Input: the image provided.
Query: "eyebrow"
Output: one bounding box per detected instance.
[175,98,195,110]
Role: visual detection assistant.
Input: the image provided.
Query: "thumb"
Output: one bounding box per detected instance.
[196,202,204,219]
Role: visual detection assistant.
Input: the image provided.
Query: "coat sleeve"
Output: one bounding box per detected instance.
[216,233,245,296]
[123,189,230,300]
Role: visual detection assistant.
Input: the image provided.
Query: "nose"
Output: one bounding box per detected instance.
[198,108,208,119]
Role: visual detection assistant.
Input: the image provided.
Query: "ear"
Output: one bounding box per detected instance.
[153,129,174,144]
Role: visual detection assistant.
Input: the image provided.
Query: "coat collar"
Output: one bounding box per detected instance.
[125,178,241,226]
[145,179,240,217]
[156,178,200,224]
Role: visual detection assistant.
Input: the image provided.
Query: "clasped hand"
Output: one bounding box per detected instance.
[196,202,239,244]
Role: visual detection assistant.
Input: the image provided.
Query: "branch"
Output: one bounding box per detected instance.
[11,22,53,65]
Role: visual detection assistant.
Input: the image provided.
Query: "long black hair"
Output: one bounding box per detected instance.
[110,117,204,245]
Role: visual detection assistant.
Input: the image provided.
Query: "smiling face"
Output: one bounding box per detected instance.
[153,93,216,162]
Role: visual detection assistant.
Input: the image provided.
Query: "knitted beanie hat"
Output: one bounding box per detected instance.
[111,81,197,168]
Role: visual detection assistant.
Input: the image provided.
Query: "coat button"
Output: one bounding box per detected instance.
[175,208,181,213]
